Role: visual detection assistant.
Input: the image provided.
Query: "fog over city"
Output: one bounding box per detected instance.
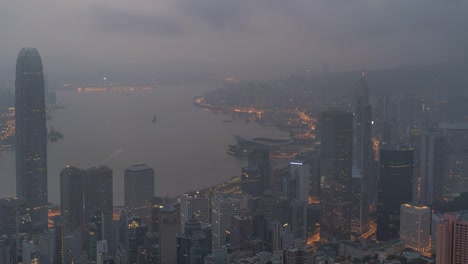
[1,1,467,80]
[2,1,468,263]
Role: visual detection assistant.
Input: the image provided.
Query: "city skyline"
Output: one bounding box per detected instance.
[1,1,468,262]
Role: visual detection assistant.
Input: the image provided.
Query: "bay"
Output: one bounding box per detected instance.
[0,85,288,205]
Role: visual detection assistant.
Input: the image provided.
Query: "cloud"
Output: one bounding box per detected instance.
[89,5,187,37]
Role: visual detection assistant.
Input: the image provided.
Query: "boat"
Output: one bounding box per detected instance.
[245,118,250,124]
[48,127,64,142]
[152,114,157,123]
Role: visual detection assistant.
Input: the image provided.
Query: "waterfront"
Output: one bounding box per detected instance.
[0,85,288,205]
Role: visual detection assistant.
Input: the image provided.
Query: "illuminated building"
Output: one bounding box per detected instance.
[352,74,373,235]
[119,211,148,264]
[399,203,431,254]
[320,111,353,242]
[439,123,468,198]
[211,194,250,249]
[176,216,212,264]
[377,148,413,241]
[53,216,66,264]
[124,164,154,225]
[436,211,468,264]
[15,48,48,231]
[179,192,210,230]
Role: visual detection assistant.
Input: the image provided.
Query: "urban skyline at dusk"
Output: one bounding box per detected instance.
[1,1,468,264]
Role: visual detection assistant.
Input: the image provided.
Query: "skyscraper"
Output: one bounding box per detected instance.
[320,110,353,242]
[176,216,212,264]
[124,164,155,210]
[211,194,250,249]
[399,203,431,254]
[415,132,444,205]
[15,48,48,230]
[248,147,270,192]
[377,148,413,241]
[436,211,468,264]
[439,123,468,198]
[352,74,373,235]
[60,165,113,228]
[179,192,210,230]
[159,202,181,264]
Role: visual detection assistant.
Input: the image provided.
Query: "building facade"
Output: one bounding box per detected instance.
[436,211,468,264]
[377,148,413,241]
[15,48,48,231]
[399,203,431,254]
[320,110,353,242]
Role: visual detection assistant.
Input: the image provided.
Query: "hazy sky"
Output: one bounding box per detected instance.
[1,0,467,79]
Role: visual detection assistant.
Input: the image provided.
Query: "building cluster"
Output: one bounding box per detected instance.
[1,48,468,264]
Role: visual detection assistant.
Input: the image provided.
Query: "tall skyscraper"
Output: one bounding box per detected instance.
[159,202,181,264]
[436,211,468,264]
[60,166,86,229]
[439,123,468,198]
[352,74,373,235]
[320,110,353,242]
[399,203,431,254]
[377,148,413,241]
[415,132,444,205]
[124,164,155,210]
[60,165,113,228]
[15,48,48,230]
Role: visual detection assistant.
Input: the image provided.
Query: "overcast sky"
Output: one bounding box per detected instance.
[1,0,467,80]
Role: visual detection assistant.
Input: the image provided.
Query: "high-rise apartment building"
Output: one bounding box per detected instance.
[399,203,431,254]
[436,211,468,264]
[377,148,413,241]
[320,110,353,242]
[15,48,48,230]
[211,194,250,249]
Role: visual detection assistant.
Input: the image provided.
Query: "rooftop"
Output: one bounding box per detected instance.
[125,164,153,172]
